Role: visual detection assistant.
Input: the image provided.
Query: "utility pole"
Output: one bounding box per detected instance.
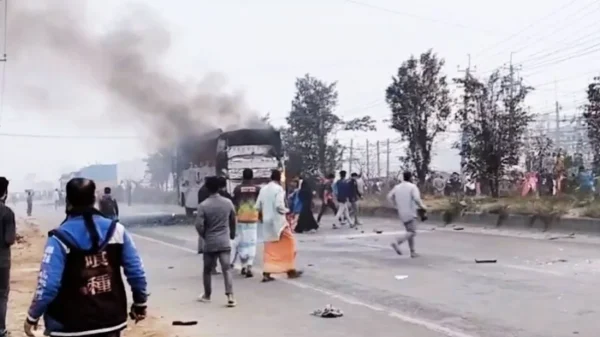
[555,101,562,150]
[386,138,390,178]
[365,140,370,178]
[457,54,476,176]
[376,141,380,178]
[349,139,353,174]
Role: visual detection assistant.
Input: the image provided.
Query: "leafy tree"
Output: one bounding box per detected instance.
[454,70,533,197]
[385,50,452,183]
[285,74,376,176]
[582,76,600,172]
[145,149,173,190]
[526,135,554,172]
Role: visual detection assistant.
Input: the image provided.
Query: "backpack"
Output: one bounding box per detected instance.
[99,197,117,217]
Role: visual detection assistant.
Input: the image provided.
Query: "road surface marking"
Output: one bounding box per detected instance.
[131,232,478,337]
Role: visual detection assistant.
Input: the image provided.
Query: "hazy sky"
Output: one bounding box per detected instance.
[1,0,598,189]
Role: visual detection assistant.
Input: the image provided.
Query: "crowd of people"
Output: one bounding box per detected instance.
[0,166,429,337]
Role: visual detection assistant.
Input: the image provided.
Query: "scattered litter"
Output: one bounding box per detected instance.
[168,266,174,269]
[548,233,575,240]
[172,321,198,326]
[453,227,464,231]
[394,275,408,280]
[307,264,314,267]
[311,305,343,318]
[374,230,383,234]
[475,259,497,264]
[547,259,568,264]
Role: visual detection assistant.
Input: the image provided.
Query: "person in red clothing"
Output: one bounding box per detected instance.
[316,173,338,224]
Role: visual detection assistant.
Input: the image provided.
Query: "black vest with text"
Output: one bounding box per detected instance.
[46,221,128,335]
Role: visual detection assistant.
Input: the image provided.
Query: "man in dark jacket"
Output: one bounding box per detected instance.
[0,177,15,337]
[26,190,33,217]
[316,173,337,224]
[24,178,147,337]
[195,176,237,307]
[197,177,220,274]
[348,173,363,227]
[99,187,119,220]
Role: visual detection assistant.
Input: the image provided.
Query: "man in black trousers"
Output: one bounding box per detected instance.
[0,177,15,337]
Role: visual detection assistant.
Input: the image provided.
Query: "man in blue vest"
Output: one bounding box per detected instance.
[24,178,148,337]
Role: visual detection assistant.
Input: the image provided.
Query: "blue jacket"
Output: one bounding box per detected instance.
[335,179,352,202]
[288,190,302,214]
[27,215,147,332]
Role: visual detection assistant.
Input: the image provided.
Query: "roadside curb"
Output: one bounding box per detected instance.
[119,206,600,236]
[351,205,600,235]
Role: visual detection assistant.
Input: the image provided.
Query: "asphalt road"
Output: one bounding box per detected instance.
[19,203,600,337]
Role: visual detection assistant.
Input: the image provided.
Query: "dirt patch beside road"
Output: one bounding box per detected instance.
[8,219,173,337]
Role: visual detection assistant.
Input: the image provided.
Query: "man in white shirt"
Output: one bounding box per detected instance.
[52,189,60,210]
[386,171,426,258]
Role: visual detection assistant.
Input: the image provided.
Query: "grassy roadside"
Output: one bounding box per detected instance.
[8,219,173,337]
[317,195,600,219]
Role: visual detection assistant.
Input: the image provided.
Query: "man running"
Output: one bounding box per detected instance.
[196,177,237,307]
[231,169,260,278]
[316,174,337,224]
[387,171,426,258]
[24,178,147,337]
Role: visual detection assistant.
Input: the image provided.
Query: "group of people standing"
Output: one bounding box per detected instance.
[194,169,303,307]
[287,170,363,233]
[1,176,147,337]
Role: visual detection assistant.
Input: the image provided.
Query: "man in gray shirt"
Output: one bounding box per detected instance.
[386,171,426,258]
[195,176,237,307]
[0,177,15,337]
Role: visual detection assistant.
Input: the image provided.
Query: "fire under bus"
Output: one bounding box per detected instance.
[216,128,285,194]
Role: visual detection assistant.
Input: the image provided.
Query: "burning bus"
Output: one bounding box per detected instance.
[175,127,284,215]
[216,128,284,194]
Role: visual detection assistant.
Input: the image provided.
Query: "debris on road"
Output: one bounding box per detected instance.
[453,227,464,231]
[394,275,408,280]
[172,320,198,326]
[311,304,344,318]
[475,259,497,264]
[548,233,576,240]
[374,230,383,234]
[546,259,568,264]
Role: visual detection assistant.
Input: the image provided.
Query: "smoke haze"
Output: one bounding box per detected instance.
[7,1,265,147]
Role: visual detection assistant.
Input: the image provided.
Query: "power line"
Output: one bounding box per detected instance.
[345,0,499,35]
[474,0,580,57]
[499,0,600,57]
[522,42,600,72]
